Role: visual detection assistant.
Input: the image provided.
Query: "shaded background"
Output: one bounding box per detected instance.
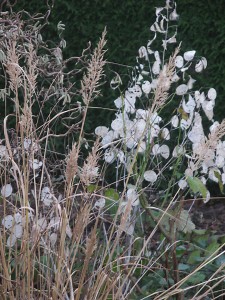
[11,0,225,123]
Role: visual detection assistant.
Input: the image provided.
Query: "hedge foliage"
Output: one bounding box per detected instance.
[12,0,225,122]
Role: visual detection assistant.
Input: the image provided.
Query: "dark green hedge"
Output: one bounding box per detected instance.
[11,0,225,122]
[178,0,225,121]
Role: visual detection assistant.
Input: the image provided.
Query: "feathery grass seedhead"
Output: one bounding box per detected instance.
[207,119,225,149]
[5,38,22,93]
[80,139,101,186]
[26,42,38,94]
[65,143,79,185]
[153,45,180,111]
[20,104,33,137]
[80,28,107,105]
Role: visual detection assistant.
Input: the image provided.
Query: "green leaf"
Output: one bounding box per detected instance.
[176,245,187,258]
[187,176,207,199]
[104,190,119,215]
[87,184,101,193]
[193,229,207,235]
[178,263,190,271]
[206,241,220,255]
[214,171,224,193]
[104,188,120,201]
[177,107,189,120]
[176,209,195,233]
[187,272,206,284]
[219,236,225,244]
[187,250,202,264]
[215,254,225,267]
[105,199,118,216]
[195,235,209,248]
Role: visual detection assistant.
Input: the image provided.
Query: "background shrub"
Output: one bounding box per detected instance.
[11,0,225,123]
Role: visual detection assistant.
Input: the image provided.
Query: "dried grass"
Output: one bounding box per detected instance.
[80,28,107,106]
[152,45,180,111]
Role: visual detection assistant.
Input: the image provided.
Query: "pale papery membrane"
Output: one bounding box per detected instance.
[48,216,61,230]
[2,215,14,229]
[222,173,225,184]
[172,73,180,82]
[104,149,115,163]
[13,224,23,238]
[138,46,148,60]
[204,191,211,203]
[14,213,23,224]
[215,156,224,168]
[176,84,188,96]
[41,186,54,206]
[94,197,106,209]
[161,127,170,140]
[142,80,151,94]
[201,57,207,69]
[195,60,204,73]
[95,126,109,137]
[160,144,170,159]
[127,188,139,206]
[7,234,17,248]
[30,159,43,170]
[172,145,185,157]
[210,121,220,133]
[24,138,32,150]
[49,232,58,246]
[178,179,187,189]
[66,224,72,239]
[1,184,13,198]
[200,176,207,185]
[101,130,114,148]
[182,95,196,113]
[183,50,196,62]
[208,88,217,101]
[208,168,220,183]
[117,150,125,163]
[0,145,9,160]
[216,141,225,157]
[138,141,147,153]
[124,90,136,113]
[187,76,196,89]
[36,217,48,231]
[202,99,215,120]
[171,115,179,128]
[175,55,184,68]
[114,97,122,109]
[152,144,160,155]
[169,6,179,21]
[144,170,158,183]
[131,84,142,97]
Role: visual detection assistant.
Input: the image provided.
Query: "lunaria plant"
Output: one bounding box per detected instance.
[93,1,225,297]
[95,0,225,208]
[1,0,225,299]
